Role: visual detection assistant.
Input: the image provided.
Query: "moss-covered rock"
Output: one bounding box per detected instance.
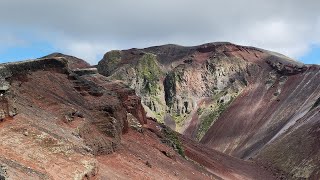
[164,72,177,108]
[97,50,122,76]
[137,53,162,95]
[161,126,185,158]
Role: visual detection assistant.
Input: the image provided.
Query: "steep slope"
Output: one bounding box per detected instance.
[97,43,261,134]
[199,61,320,179]
[255,102,320,179]
[97,42,307,136]
[97,42,320,179]
[200,63,319,158]
[0,55,278,179]
[0,57,200,179]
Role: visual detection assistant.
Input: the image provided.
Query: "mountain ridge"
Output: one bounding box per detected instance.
[0,42,318,179]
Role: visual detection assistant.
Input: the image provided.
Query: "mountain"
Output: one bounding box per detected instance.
[0,53,279,179]
[97,42,320,179]
[0,42,319,179]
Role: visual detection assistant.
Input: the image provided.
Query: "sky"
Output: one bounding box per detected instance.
[0,0,320,65]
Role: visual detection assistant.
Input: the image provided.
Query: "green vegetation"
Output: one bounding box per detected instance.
[197,107,204,115]
[163,68,185,109]
[173,114,187,127]
[155,112,164,123]
[196,92,235,141]
[150,96,165,122]
[174,68,185,83]
[137,53,162,95]
[162,127,185,158]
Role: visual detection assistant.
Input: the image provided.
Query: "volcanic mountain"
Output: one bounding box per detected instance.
[97,42,320,179]
[0,42,318,180]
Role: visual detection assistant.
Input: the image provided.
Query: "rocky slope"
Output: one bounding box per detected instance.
[0,54,280,179]
[97,42,320,179]
[97,43,253,134]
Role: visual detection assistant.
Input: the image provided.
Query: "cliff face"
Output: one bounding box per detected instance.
[0,56,147,179]
[97,43,302,136]
[97,43,257,134]
[98,42,320,179]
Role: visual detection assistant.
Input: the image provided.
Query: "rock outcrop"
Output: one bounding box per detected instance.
[97,43,256,134]
[0,56,150,179]
[97,42,307,137]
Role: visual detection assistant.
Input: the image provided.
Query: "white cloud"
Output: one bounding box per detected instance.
[58,41,108,64]
[0,0,319,63]
[0,32,26,52]
[242,19,313,58]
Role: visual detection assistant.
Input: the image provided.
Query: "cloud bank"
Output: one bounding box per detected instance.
[0,0,319,63]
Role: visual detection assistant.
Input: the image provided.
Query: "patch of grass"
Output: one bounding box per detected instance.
[172,114,186,127]
[197,107,204,115]
[162,127,185,158]
[196,93,235,141]
[155,112,164,123]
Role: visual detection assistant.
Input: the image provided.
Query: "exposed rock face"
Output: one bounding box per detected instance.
[198,61,319,179]
[0,56,150,179]
[97,43,256,134]
[97,42,320,179]
[42,52,91,69]
[0,58,131,155]
[97,43,301,136]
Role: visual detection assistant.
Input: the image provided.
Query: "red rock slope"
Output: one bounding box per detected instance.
[0,55,277,179]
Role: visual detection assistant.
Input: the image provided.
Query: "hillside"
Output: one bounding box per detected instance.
[97,42,320,179]
[0,54,279,179]
[0,42,318,179]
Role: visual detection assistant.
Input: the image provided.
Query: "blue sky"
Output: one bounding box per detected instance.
[299,45,320,64]
[0,42,55,63]
[0,1,320,65]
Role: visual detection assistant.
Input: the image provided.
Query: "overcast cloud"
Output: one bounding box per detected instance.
[0,0,320,63]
